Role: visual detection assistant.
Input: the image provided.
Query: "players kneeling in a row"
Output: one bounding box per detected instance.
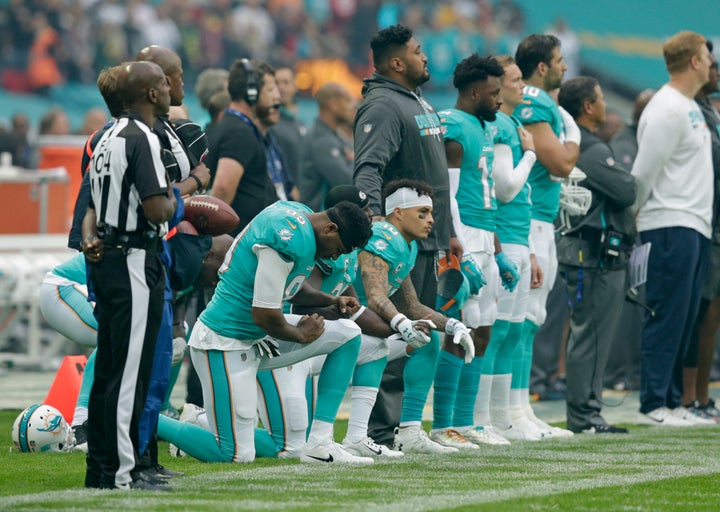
[159,181,477,464]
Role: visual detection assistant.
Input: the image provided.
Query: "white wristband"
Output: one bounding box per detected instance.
[445,317,460,335]
[390,313,408,331]
[349,305,366,322]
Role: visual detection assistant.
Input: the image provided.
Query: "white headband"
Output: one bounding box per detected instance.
[384,187,433,216]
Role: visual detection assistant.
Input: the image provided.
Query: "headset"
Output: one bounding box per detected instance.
[240,58,258,105]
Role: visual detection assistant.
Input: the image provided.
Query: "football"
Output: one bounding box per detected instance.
[183,195,239,235]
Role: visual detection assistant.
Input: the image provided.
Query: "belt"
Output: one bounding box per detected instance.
[101,229,160,250]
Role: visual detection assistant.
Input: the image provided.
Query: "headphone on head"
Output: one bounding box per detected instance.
[240,58,258,105]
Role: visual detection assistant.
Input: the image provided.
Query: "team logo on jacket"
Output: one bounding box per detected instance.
[363,124,373,133]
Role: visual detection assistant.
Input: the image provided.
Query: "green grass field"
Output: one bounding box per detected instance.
[2,410,719,511]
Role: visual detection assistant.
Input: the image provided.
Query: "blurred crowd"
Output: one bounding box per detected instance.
[0,0,531,94]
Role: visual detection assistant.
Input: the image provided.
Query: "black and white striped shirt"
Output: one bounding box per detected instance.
[88,112,169,235]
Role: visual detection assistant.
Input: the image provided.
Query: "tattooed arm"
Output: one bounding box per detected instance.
[391,276,451,332]
[358,250,400,322]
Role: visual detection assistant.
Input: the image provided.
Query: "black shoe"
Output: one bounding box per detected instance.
[147,465,184,479]
[71,421,88,452]
[131,469,170,487]
[582,424,629,434]
[114,480,172,492]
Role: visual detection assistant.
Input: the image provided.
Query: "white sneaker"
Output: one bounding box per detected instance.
[342,436,404,458]
[637,406,695,427]
[502,406,543,441]
[393,426,459,454]
[460,425,510,446]
[429,428,480,451]
[169,403,205,457]
[523,404,574,438]
[672,407,716,425]
[301,440,374,464]
[497,422,542,442]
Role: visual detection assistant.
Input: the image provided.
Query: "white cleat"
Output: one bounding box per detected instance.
[501,406,543,441]
[301,440,374,464]
[392,426,459,455]
[342,436,404,458]
[523,404,574,438]
[460,425,511,446]
[497,422,542,442]
[429,428,480,451]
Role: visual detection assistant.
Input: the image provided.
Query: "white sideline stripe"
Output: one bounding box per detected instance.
[3,445,720,510]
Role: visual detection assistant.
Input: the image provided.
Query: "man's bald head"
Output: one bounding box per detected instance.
[315,82,349,110]
[136,45,181,75]
[116,61,169,117]
[136,45,184,106]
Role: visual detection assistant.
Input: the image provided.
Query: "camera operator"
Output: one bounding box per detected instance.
[556,77,637,434]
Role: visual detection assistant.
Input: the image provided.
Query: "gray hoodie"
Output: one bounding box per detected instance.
[353,72,452,251]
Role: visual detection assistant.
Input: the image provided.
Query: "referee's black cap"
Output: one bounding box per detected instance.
[324,185,369,210]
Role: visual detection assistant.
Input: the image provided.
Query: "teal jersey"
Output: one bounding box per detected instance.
[52,253,88,283]
[201,201,316,340]
[354,221,418,305]
[514,86,564,222]
[315,250,359,297]
[439,108,496,231]
[489,112,532,246]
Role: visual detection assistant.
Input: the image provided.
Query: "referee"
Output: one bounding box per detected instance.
[81,61,177,491]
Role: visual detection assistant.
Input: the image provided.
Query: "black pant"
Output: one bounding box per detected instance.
[86,247,165,489]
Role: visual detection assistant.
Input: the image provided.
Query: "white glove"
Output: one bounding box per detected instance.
[391,313,432,348]
[445,318,475,363]
[558,106,581,146]
[256,337,281,358]
[171,337,187,366]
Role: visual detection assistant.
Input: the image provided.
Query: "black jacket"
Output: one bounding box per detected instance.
[353,73,452,251]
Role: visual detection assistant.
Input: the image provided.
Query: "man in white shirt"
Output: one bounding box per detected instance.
[632,31,714,427]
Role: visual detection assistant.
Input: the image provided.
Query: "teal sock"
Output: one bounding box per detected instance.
[352,356,388,388]
[401,331,440,424]
[305,376,315,439]
[254,427,281,458]
[77,349,96,410]
[161,360,182,411]
[496,321,523,375]
[157,414,228,462]
[512,319,539,389]
[482,320,510,375]
[431,350,464,430]
[452,356,483,428]
[313,335,361,423]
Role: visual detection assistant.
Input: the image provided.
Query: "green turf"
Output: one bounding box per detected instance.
[2,410,720,511]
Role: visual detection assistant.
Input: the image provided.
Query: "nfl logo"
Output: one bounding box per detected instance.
[363,123,372,133]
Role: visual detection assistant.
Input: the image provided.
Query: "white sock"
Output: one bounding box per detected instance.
[520,387,530,404]
[307,419,334,446]
[474,374,493,426]
[72,407,88,427]
[510,388,522,407]
[490,374,512,430]
[398,421,422,429]
[345,386,378,443]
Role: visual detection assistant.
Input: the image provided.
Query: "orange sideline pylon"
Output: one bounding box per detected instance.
[43,355,87,424]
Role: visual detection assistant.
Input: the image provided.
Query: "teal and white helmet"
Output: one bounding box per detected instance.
[12,404,70,453]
